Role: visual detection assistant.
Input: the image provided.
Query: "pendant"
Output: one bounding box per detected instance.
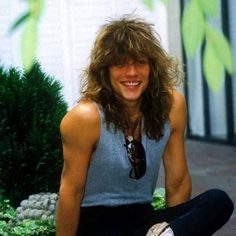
[127,136,134,142]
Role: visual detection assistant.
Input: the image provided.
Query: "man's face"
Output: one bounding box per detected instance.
[109,57,150,106]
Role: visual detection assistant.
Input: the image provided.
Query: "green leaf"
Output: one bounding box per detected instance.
[141,0,154,10]
[153,187,165,198]
[205,24,234,74]
[203,41,224,92]
[28,0,45,19]
[198,0,219,17]
[151,188,166,210]
[21,17,38,72]
[159,0,171,6]
[182,0,205,57]
[9,12,30,33]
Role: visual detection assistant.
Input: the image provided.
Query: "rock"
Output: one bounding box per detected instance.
[16,192,58,222]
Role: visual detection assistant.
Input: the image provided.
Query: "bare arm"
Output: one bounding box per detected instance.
[56,101,100,236]
[163,90,192,207]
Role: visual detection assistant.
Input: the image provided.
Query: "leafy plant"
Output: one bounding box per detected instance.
[141,0,171,9]
[151,188,166,210]
[0,192,55,236]
[0,63,68,206]
[0,190,16,222]
[143,0,234,92]
[181,0,234,92]
[1,219,55,236]
[10,0,44,72]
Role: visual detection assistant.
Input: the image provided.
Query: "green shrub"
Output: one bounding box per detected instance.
[0,191,55,235]
[0,190,16,222]
[0,63,68,206]
[151,188,166,210]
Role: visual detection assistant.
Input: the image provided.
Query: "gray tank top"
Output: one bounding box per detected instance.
[81,105,170,207]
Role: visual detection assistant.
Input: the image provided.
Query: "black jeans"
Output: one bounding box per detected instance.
[77,189,234,236]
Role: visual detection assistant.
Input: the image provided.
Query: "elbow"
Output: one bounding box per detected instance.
[184,171,192,199]
[166,173,192,207]
[58,184,85,203]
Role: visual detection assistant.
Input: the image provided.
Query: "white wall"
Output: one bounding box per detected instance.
[0,0,169,108]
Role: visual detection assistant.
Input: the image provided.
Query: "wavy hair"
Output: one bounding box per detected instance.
[81,16,184,140]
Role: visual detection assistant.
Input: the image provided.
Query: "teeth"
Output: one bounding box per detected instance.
[123,81,139,86]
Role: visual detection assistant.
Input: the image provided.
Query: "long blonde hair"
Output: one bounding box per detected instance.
[81,16,183,140]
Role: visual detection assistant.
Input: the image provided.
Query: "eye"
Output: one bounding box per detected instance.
[115,63,126,68]
[135,59,148,65]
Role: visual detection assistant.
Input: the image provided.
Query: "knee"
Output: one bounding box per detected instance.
[205,189,234,217]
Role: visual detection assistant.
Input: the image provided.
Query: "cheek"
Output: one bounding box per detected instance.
[109,68,116,81]
[109,75,119,92]
[109,70,121,85]
[108,70,115,87]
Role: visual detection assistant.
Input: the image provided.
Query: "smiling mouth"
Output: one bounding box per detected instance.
[122,81,141,86]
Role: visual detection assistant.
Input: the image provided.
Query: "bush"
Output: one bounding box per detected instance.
[0,190,16,223]
[0,63,68,206]
[151,188,166,210]
[0,191,55,236]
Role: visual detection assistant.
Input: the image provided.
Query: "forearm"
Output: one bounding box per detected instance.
[56,193,82,236]
[165,173,192,207]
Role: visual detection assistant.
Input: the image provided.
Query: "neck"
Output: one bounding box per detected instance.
[124,101,142,123]
[114,91,142,121]
[124,112,142,141]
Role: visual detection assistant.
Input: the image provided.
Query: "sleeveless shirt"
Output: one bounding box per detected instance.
[81,105,170,207]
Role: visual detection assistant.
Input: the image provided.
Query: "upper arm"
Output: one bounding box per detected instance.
[59,101,100,198]
[163,90,191,200]
[164,90,187,163]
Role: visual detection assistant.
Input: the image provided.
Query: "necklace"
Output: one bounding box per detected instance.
[125,115,142,141]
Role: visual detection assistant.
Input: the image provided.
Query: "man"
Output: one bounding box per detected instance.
[56,16,234,236]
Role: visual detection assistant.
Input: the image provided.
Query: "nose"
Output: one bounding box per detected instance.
[125,63,138,76]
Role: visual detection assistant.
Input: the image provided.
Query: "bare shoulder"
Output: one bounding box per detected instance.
[172,90,186,110]
[169,90,187,132]
[61,100,100,128]
[60,100,100,145]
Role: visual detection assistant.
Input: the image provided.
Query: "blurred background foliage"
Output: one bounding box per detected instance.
[181,0,234,92]
[11,0,234,93]
[0,62,67,207]
[144,0,234,92]
[10,0,44,72]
